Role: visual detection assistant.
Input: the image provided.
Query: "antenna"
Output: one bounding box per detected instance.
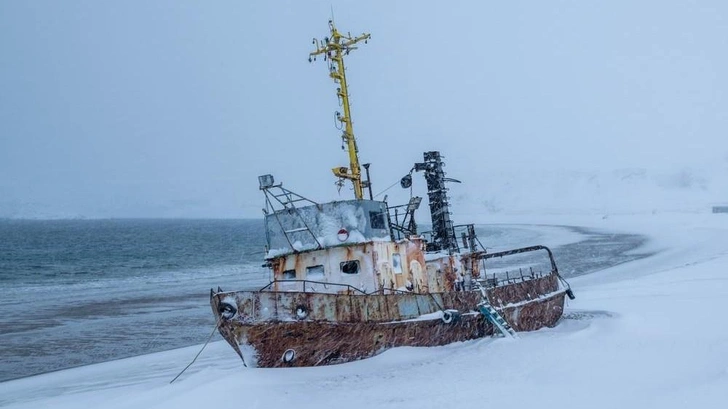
[415,151,460,253]
[309,20,371,200]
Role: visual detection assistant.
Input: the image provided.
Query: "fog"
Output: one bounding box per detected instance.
[1,1,726,218]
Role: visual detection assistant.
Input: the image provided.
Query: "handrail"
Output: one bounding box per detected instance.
[258,281,428,296]
[480,269,545,288]
[474,244,573,294]
[474,245,559,275]
[258,279,368,295]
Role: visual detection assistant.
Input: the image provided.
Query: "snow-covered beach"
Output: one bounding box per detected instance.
[2,212,726,409]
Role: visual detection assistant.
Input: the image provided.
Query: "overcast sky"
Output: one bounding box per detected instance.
[1,1,726,218]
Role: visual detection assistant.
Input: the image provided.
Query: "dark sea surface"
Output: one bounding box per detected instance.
[0,219,648,382]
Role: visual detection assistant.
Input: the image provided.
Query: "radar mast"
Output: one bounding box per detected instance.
[309,20,371,200]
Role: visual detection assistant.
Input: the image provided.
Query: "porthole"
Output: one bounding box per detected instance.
[369,211,386,229]
[392,253,402,274]
[295,305,308,319]
[282,349,296,363]
[340,260,360,275]
[306,265,325,280]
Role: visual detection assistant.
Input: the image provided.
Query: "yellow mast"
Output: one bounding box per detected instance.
[309,20,371,200]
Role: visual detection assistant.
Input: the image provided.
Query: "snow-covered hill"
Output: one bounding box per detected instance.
[451,166,728,219]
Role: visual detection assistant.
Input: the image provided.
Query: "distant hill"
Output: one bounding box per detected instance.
[450,165,727,218]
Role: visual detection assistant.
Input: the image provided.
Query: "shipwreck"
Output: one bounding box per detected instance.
[210,20,574,368]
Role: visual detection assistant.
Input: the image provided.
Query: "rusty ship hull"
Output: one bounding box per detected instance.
[211,274,566,368]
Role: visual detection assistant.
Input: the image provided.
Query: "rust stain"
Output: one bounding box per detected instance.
[236,314,490,368]
[213,274,565,368]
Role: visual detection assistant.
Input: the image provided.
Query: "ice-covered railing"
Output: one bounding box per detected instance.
[474,245,561,287]
[480,267,549,287]
[265,200,391,258]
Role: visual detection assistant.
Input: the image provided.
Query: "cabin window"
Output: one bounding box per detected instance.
[340,260,360,275]
[306,265,325,280]
[392,253,402,274]
[282,269,296,279]
[369,211,386,229]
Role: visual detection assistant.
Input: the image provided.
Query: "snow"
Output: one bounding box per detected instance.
[2,212,728,408]
[499,288,567,309]
[264,201,391,258]
[424,251,449,261]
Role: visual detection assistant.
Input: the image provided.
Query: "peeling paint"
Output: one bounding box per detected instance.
[211,273,565,367]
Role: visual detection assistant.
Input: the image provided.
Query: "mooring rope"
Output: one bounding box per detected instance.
[170,319,221,384]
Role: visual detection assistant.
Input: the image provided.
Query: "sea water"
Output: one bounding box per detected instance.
[0,219,268,382]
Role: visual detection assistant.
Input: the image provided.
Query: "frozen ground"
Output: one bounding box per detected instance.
[1,212,728,409]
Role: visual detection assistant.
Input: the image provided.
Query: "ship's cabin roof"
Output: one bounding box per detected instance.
[265,199,391,259]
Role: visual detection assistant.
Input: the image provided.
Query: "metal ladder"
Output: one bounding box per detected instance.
[475,283,519,339]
